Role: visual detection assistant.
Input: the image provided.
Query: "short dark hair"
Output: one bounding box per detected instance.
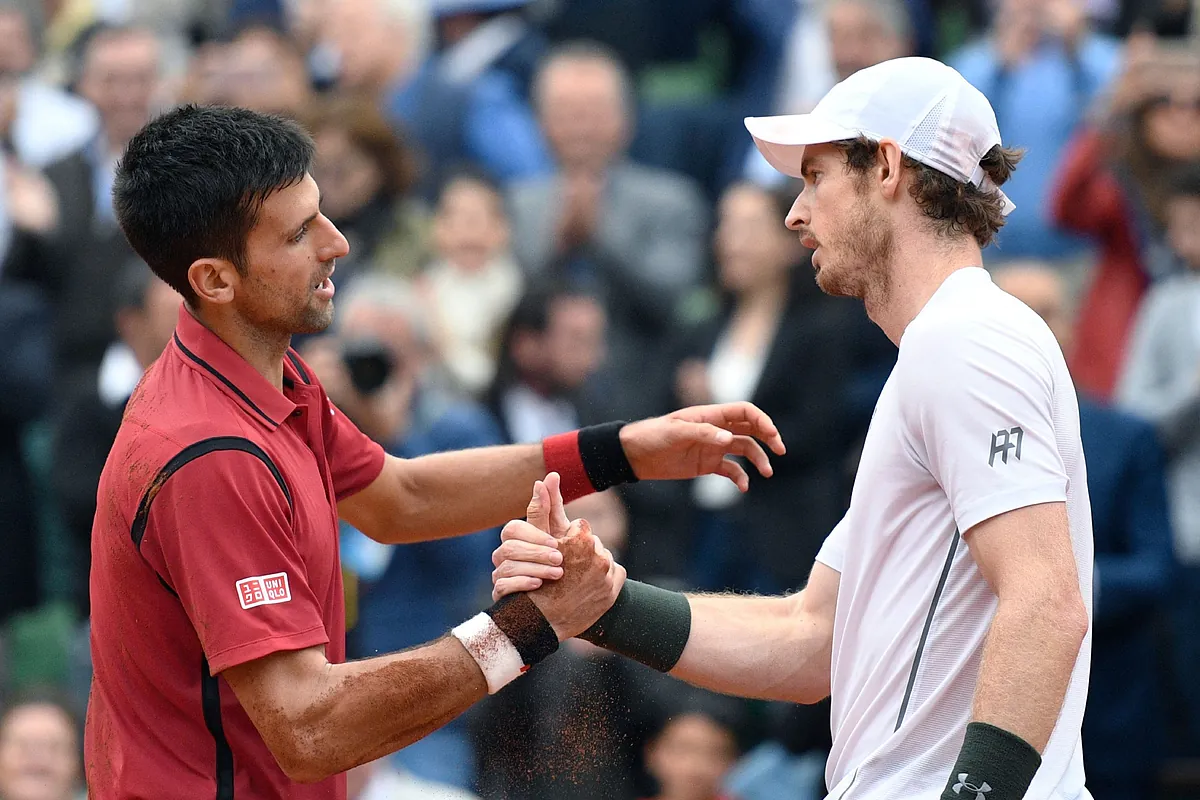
[834,135,1024,247]
[113,104,316,304]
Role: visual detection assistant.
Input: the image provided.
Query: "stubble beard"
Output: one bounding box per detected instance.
[814,191,894,304]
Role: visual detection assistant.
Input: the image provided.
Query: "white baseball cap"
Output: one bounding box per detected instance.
[745,57,1016,215]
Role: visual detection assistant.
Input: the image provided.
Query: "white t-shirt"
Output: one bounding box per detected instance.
[816,268,1094,800]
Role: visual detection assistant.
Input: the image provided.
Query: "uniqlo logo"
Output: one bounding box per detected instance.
[236,572,292,609]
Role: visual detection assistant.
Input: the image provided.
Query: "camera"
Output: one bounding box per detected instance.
[341,338,397,395]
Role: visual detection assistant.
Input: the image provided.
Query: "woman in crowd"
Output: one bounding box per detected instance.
[1051,37,1200,399]
[667,181,878,596]
[305,95,431,288]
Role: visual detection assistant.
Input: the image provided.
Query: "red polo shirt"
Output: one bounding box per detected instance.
[85,307,385,799]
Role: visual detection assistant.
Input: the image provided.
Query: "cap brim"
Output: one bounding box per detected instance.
[744,114,860,179]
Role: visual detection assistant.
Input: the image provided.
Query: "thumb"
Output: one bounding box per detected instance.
[545,471,571,538]
[526,477,552,534]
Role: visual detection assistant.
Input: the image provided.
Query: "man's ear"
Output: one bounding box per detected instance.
[187,258,240,307]
[877,139,905,202]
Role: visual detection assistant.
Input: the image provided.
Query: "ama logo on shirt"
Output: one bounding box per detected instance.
[237,572,292,609]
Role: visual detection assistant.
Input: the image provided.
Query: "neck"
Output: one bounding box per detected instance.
[735,278,789,316]
[864,235,983,346]
[190,305,289,389]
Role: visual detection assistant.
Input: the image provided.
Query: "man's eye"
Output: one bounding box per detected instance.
[293,224,308,243]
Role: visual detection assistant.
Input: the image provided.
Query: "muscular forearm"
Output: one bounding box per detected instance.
[373,444,549,544]
[671,593,832,704]
[271,638,486,782]
[971,593,1088,752]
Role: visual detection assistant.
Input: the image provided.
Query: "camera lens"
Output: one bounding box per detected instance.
[342,339,395,395]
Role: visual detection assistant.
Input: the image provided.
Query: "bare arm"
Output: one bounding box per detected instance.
[223,639,486,783]
[338,445,548,545]
[670,561,839,704]
[964,501,1089,752]
[340,403,785,545]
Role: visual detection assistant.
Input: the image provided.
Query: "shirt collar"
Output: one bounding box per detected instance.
[172,305,299,430]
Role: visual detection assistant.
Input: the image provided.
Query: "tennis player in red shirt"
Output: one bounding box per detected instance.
[84,104,784,799]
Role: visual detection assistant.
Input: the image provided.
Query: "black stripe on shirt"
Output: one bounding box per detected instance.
[201,656,235,800]
[895,529,961,731]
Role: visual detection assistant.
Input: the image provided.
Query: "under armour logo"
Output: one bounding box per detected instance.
[988,426,1023,467]
[952,773,992,800]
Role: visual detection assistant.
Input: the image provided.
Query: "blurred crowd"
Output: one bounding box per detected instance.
[0,0,1197,798]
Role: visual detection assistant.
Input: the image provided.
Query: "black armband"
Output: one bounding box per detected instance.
[578,580,691,672]
[578,421,640,491]
[940,722,1041,800]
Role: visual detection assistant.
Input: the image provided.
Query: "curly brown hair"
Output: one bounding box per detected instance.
[833,136,1024,247]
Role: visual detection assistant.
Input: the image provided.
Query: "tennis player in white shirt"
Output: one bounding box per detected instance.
[487,57,1094,800]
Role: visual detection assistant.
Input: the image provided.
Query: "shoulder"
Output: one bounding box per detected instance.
[1137,275,1200,320]
[902,276,1056,370]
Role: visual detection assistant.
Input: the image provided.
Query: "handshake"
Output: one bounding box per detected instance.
[490,472,627,643]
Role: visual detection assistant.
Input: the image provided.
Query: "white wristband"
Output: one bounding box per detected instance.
[451,612,527,694]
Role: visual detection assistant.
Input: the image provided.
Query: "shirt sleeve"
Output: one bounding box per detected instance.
[138,448,329,674]
[323,394,386,501]
[814,516,849,573]
[898,320,1069,536]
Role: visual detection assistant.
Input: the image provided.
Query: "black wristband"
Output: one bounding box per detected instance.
[578,421,639,491]
[578,580,691,672]
[486,593,559,667]
[940,722,1041,800]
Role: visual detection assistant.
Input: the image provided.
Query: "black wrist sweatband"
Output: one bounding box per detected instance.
[578,421,640,491]
[578,580,691,672]
[487,593,560,666]
[940,722,1041,800]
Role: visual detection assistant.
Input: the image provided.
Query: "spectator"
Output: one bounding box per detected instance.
[510,41,709,422]
[418,168,523,396]
[321,0,431,110]
[995,261,1175,800]
[485,285,608,444]
[745,0,915,190]
[306,95,430,285]
[50,262,180,618]
[641,691,746,800]
[1115,163,1200,759]
[223,24,313,119]
[951,0,1122,259]
[668,182,867,596]
[0,691,82,800]
[18,25,162,434]
[0,3,98,170]
[300,274,503,790]
[1052,38,1200,398]
[0,280,51,632]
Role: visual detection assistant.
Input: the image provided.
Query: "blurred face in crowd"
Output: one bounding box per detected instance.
[992,264,1072,352]
[226,29,312,119]
[0,703,80,800]
[181,41,233,106]
[537,56,629,174]
[432,177,511,272]
[325,0,414,92]
[119,277,182,369]
[79,28,160,150]
[1166,195,1200,270]
[715,183,802,295]
[827,1,910,81]
[0,9,35,75]
[645,714,738,800]
[786,143,894,301]
[311,124,384,222]
[1142,68,1200,161]
[545,296,606,391]
[513,295,606,393]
